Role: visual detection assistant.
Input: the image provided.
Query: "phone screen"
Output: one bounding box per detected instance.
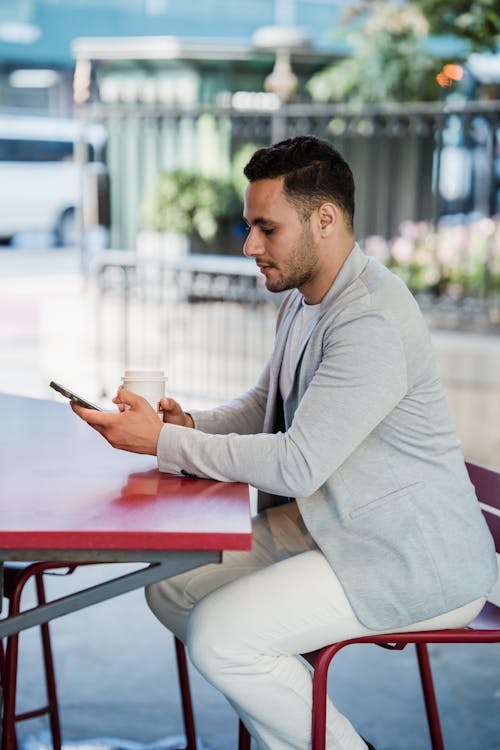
[49,381,104,411]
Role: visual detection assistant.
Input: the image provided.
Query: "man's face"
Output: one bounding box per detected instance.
[243,177,320,295]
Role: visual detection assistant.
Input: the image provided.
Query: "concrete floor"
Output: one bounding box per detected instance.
[1,247,499,750]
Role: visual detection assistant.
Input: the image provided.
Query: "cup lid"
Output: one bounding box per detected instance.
[123,370,165,378]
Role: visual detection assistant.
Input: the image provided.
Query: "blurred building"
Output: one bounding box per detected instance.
[0,0,351,115]
[1,0,498,254]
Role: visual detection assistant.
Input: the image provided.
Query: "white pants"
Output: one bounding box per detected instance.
[146,501,485,750]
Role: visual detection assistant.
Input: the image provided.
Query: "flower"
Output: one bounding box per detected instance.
[363,214,500,302]
[391,236,414,264]
[363,235,390,263]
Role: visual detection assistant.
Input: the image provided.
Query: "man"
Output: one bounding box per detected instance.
[73,136,497,750]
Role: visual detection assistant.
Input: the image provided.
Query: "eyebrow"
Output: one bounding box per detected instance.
[243,216,276,227]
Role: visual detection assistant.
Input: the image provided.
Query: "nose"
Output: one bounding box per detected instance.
[243,227,264,258]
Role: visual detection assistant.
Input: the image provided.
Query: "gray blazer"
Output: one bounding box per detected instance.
[157,244,498,629]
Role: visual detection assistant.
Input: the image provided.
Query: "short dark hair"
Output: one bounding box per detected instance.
[243,135,355,230]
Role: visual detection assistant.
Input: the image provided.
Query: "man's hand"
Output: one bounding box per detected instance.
[158,397,194,428]
[71,388,163,455]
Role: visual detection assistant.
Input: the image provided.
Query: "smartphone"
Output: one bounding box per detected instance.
[49,381,104,411]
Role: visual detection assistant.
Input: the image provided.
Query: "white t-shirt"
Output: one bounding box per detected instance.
[279,298,321,401]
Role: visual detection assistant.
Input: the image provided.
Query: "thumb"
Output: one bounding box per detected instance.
[159,397,182,414]
[158,397,190,426]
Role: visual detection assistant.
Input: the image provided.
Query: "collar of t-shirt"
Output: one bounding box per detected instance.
[279,297,321,402]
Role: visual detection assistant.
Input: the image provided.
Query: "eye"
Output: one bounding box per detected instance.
[261,227,274,236]
[238,219,251,241]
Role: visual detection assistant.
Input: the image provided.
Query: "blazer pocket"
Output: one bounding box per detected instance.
[349,481,424,520]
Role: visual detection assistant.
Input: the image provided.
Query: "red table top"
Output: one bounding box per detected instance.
[0,393,251,552]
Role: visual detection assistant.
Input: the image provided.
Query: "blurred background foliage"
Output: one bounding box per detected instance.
[140,144,265,248]
[140,169,241,244]
[419,0,500,53]
[308,2,437,103]
[307,0,499,104]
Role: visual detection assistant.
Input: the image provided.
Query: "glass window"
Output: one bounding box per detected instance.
[0,138,74,162]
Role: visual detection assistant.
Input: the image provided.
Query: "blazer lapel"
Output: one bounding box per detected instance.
[290,306,319,375]
[263,291,302,433]
[282,244,368,426]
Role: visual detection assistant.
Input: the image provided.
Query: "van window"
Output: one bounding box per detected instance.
[0,139,74,162]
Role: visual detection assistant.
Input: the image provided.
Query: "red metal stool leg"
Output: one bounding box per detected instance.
[1,565,65,750]
[0,640,9,749]
[415,643,445,750]
[35,574,62,750]
[238,720,251,750]
[174,637,198,750]
[311,645,336,750]
[2,631,20,750]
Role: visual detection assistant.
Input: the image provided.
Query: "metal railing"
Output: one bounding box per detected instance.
[83,98,500,402]
[79,98,500,254]
[93,251,280,403]
[91,238,500,404]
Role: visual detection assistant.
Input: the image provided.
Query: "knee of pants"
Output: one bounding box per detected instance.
[145,580,190,640]
[186,592,242,684]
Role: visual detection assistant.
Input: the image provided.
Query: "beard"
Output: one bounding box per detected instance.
[264,221,320,294]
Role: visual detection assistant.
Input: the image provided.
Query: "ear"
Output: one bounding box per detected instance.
[317,203,337,237]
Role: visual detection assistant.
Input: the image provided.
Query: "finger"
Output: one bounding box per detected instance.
[70,401,115,427]
[113,385,127,404]
[110,392,128,412]
[114,388,145,409]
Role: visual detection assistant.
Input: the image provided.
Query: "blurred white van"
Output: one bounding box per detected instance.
[0,115,107,246]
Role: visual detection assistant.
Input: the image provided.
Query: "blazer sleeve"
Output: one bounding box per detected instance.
[156,308,408,494]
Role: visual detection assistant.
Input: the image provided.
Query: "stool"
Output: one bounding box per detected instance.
[0,562,79,750]
[0,562,199,750]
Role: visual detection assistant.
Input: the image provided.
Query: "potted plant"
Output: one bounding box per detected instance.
[139,169,243,257]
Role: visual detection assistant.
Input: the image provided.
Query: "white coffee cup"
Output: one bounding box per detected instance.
[121,370,167,412]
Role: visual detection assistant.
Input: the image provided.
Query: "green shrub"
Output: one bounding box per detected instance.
[140,170,242,243]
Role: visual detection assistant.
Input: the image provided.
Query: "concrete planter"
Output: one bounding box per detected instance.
[136,230,189,260]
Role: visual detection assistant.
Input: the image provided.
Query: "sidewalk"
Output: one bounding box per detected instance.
[1,248,499,750]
